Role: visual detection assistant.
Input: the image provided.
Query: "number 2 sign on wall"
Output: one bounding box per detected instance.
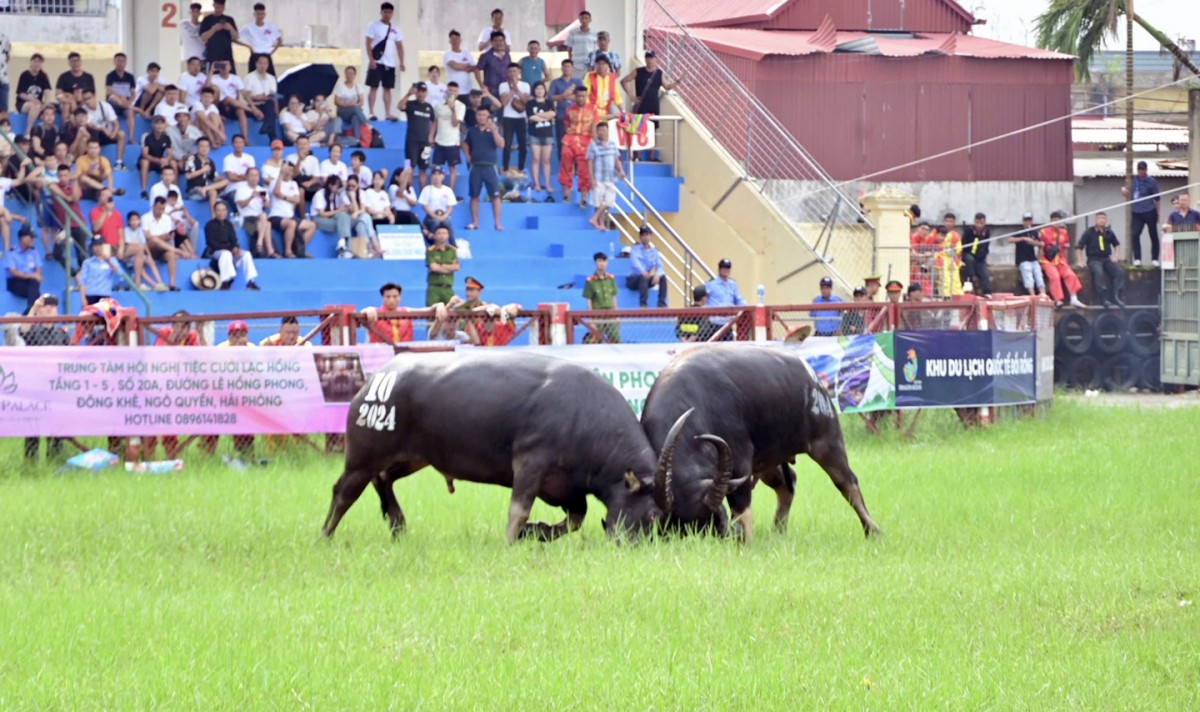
[161,2,178,28]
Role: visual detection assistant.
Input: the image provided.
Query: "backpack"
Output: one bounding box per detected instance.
[359,125,385,149]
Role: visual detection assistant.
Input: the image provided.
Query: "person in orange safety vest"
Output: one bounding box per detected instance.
[1038,210,1085,307]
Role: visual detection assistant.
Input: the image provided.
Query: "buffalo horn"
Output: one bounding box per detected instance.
[653,407,695,512]
[695,434,735,512]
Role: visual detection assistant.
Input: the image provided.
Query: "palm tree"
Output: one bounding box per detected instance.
[1037,0,1198,241]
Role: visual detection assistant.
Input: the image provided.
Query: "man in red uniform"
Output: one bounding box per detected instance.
[558,85,597,209]
[1039,210,1085,308]
[909,221,936,294]
[363,281,414,344]
[147,309,202,458]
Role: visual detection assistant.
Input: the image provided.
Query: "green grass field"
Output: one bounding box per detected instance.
[1,400,1197,710]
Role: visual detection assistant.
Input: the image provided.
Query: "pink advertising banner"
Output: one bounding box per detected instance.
[0,346,397,437]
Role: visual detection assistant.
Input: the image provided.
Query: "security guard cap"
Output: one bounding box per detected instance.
[465,276,484,291]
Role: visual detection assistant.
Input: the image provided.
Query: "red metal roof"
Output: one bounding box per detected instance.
[653,0,979,32]
[667,27,1074,62]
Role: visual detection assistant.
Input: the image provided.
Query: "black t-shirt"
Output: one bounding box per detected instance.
[55,70,96,95]
[200,14,239,64]
[30,122,59,157]
[1077,227,1119,260]
[105,70,136,101]
[1013,228,1039,264]
[634,67,663,114]
[143,131,172,159]
[185,154,216,186]
[525,99,554,138]
[16,70,52,109]
[962,226,990,261]
[405,102,434,144]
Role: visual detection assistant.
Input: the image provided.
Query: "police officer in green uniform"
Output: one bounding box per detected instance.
[458,276,486,311]
[582,251,621,343]
[425,225,460,307]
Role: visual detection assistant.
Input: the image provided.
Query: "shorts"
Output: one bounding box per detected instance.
[406,140,430,169]
[468,164,499,199]
[268,216,291,233]
[219,102,242,119]
[242,216,263,235]
[528,134,554,146]
[365,64,396,90]
[592,181,618,208]
[88,126,118,145]
[432,145,461,167]
[0,83,9,112]
[108,98,132,114]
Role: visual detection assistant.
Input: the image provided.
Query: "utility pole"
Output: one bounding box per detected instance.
[1190,88,1200,206]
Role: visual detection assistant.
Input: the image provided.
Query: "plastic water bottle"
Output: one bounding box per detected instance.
[609,241,615,257]
[756,284,766,306]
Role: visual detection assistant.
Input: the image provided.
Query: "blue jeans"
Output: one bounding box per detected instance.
[332,107,368,139]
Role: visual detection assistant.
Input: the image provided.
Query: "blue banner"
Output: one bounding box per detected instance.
[894,331,1036,408]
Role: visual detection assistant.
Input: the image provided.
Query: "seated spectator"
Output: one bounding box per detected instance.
[45,164,89,267]
[6,227,43,311]
[177,56,207,107]
[349,150,373,185]
[217,320,254,347]
[269,161,315,258]
[586,122,623,231]
[343,174,380,256]
[280,94,328,146]
[1,169,32,253]
[285,136,322,203]
[153,85,189,128]
[418,167,457,243]
[676,284,718,342]
[183,137,228,214]
[261,139,286,187]
[839,287,869,335]
[211,61,262,144]
[582,251,620,344]
[260,316,311,346]
[1011,212,1045,297]
[155,310,202,345]
[319,143,349,182]
[149,165,183,204]
[29,105,60,162]
[388,167,421,226]
[55,52,95,117]
[362,281,414,344]
[15,54,53,131]
[222,134,257,198]
[234,167,278,258]
[961,212,992,296]
[1039,210,1084,308]
[311,174,354,255]
[331,66,369,141]
[80,89,128,169]
[164,190,199,258]
[141,196,183,290]
[627,225,667,308]
[203,201,260,290]
[120,210,168,291]
[88,188,124,250]
[63,108,95,162]
[192,87,227,149]
[167,111,204,163]
[77,237,125,305]
[133,62,168,119]
[1164,193,1200,233]
[360,170,392,258]
[139,116,177,199]
[1076,212,1126,308]
[811,276,843,336]
[104,52,139,141]
[75,140,118,201]
[705,258,745,309]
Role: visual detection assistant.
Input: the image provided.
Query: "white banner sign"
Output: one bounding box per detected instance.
[607,118,657,151]
[377,225,426,260]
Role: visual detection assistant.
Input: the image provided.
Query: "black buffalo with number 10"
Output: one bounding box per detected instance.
[640,343,881,539]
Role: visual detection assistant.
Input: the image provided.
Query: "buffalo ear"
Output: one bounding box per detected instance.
[624,470,644,493]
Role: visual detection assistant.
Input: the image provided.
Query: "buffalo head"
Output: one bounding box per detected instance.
[654,421,750,535]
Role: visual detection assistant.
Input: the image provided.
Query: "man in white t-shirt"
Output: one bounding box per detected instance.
[142,196,182,290]
[237,2,282,75]
[234,166,275,257]
[244,54,279,142]
[285,135,322,201]
[153,85,188,128]
[177,56,208,107]
[432,81,466,189]
[180,3,206,70]
[476,9,511,50]
[268,162,316,257]
[192,86,226,149]
[418,167,457,240]
[497,64,530,173]
[81,89,128,169]
[148,165,183,204]
[443,30,474,93]
[211,61,262,144]
[133,62,168,119]
[222,134,257,196]
[364,2,406,122]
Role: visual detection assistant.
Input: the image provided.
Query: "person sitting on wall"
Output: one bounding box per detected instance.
[1076,212,1126,309]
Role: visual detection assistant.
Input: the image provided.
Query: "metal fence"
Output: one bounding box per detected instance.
[567,307,755,344]
[769,303,892,339]
[0,0,107,16]
[348,308,550,348]
[642,0,876,290]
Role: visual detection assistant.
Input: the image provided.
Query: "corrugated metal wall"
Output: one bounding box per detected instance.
[721,53,1074,182]
[740,0,973,33]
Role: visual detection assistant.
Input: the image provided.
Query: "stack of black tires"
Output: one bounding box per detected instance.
[1054,308,1161,392]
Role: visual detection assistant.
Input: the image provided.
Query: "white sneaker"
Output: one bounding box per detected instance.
[1133,260,1141,267]
[1152,260,1161,267]
[1070,296,1086,308]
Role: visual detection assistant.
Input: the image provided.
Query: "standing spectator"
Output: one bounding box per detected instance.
[365,2,406,122]
[6,227,42,310]
[935,212,963,297]
[244,54,279,142]
[623,50,680,116]
[583,54,622,114]
[961,212,992,296]
[331,66,369,142]
[46,164,88,266]
[587,32,622,74]
[811,276,843,336]
[462,106,505,231]
[627,225,667,308]
[81,89,128,169]
[706,258,745,309]
[497,64,529,174]
[120,210,167,291]
[184,137,227,214]
[1121,160,1160,266]
[398,82,435,189]
[549,59,583,160]
[586,122,624,230]
[134,62,168,119]
[839,287,869,335]
[387,167,420,225]
[153,84,188,127]
[234,167,277,258]
[1039,210,1085,308]
[560,85,602,208]
[432,81,466,189]
[238,3,283,75]
[566,11,598,69]
[444,30,475,93]
[363,282,415,344]
[20,294,69,462]
[583,251,621,343]
[203,201,260,290]
[0,32,10,116]
[77,237,124,305]
[55,52,95,117]
[474,32,512,99]
[1164,193,1200,233]
[15,54,52,130]
[1011,211,1045,297]
[676,284,717,342]
[525,83,556,199]
[461,87,501,131]
[425,66,448,106]
[177,56,208,108]
[425,225,459,306]
[199,0,239,72]
[76,140,117,201]
[88,188,124,250]
[418,167,457,243]
[280,94,329,146]
[477,8,512,50]
[520,41,547,85]
[271,161,315,257]
[105,53,138,145]
[180,3,207,70]
[211,61,261,145]
[863,274,882,302]
[142,197,182,290]
[884,280,904,304]
[1076,212,1126,308]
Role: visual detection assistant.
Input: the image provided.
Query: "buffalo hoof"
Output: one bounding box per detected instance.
[518,522,556,542]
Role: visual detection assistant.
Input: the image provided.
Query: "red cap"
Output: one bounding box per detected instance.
[228,320,249,334]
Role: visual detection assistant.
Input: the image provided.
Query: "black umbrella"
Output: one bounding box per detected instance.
[277,63,339,107]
